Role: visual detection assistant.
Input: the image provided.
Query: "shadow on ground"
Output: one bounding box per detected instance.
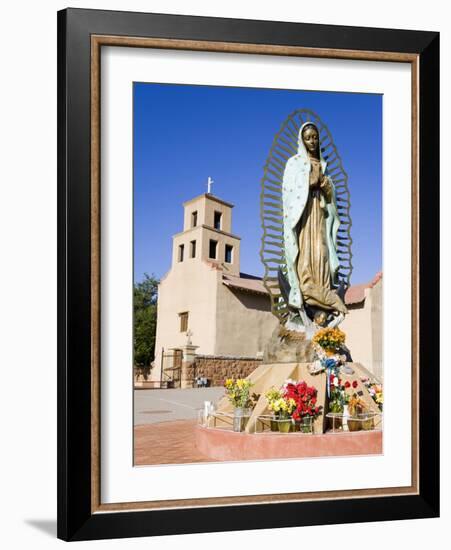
[25,519,57,538]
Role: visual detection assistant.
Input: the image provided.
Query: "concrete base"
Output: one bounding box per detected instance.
[195,425,382,461]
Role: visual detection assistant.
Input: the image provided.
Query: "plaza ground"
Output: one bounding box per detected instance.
[134,387,224,465]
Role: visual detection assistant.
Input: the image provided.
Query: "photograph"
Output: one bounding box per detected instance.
[132,83,384,465]
[55,6,440,540]
[1,0,446,545]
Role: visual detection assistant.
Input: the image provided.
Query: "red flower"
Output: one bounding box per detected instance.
[281,380,320,419]
[352,380,358,388]
[345,381,351,388]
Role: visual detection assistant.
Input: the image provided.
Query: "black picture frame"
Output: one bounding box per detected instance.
[57,7,439,541]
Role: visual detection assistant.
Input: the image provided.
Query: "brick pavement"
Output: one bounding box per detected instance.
[134,419,219,465]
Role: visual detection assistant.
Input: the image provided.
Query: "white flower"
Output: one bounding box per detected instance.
[333,377,339,387]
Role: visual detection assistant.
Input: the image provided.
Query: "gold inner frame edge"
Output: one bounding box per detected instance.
[90,35,420,514]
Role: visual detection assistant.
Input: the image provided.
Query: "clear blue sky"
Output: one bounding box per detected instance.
[134,83,382,286]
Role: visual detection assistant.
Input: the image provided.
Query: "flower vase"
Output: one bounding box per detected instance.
[270,415,279,432]
[347,405,363,432]
[342,404,349,431]
[300,416,313,434]
[278,418,292,433]
[347,418,361,431]
[233,407,250,432]
[361,414,374,431]
[328,415,342,431]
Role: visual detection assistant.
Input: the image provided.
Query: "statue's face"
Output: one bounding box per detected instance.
[302,126,319,156]
[314,310,327,326]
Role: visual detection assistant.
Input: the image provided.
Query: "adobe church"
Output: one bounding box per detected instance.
[151,189,382,386]
[152,191,278,383]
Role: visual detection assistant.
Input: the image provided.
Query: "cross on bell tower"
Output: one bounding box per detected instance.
[207,176,214,194]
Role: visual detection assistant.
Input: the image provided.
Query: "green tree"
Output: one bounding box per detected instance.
[134,273,159,372]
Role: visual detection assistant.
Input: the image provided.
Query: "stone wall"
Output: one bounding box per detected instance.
[186,355,262,387]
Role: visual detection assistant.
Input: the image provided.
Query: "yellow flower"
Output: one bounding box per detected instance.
[265,387,282,403]
[312,327,346,350]
[269,399,282,412]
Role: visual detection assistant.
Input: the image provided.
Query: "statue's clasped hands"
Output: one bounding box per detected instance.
[319,175,332,203]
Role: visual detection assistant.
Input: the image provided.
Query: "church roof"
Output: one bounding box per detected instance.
[183,193,234,209]
[222,271,383,304]
[344,272,383,305]
[222,273,268,295]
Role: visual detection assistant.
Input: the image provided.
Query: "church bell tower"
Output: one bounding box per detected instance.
[171,189,241,276]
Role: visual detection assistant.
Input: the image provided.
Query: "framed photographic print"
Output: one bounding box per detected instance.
[57,7,440,541]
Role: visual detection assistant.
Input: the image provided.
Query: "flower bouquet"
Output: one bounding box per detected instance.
[283,380,321,433]
[328,374,347,430]
[347,395,368,431]
[328,398,344,430]
[312,327,346,356]
[264,387,283,431]
[264,380,321,434]
[267,395,297,433]
[224,378,254,432]
[361,377,383,411]
[327,374,361,430]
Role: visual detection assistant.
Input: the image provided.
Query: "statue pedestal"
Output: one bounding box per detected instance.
[196,363,382,460]
[197,361,383,460]
[211,361,381,435]
[263,325,316,363]
[195,425,382,461]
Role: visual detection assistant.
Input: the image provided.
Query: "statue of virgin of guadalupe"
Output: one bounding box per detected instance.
[282,121,347,331]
